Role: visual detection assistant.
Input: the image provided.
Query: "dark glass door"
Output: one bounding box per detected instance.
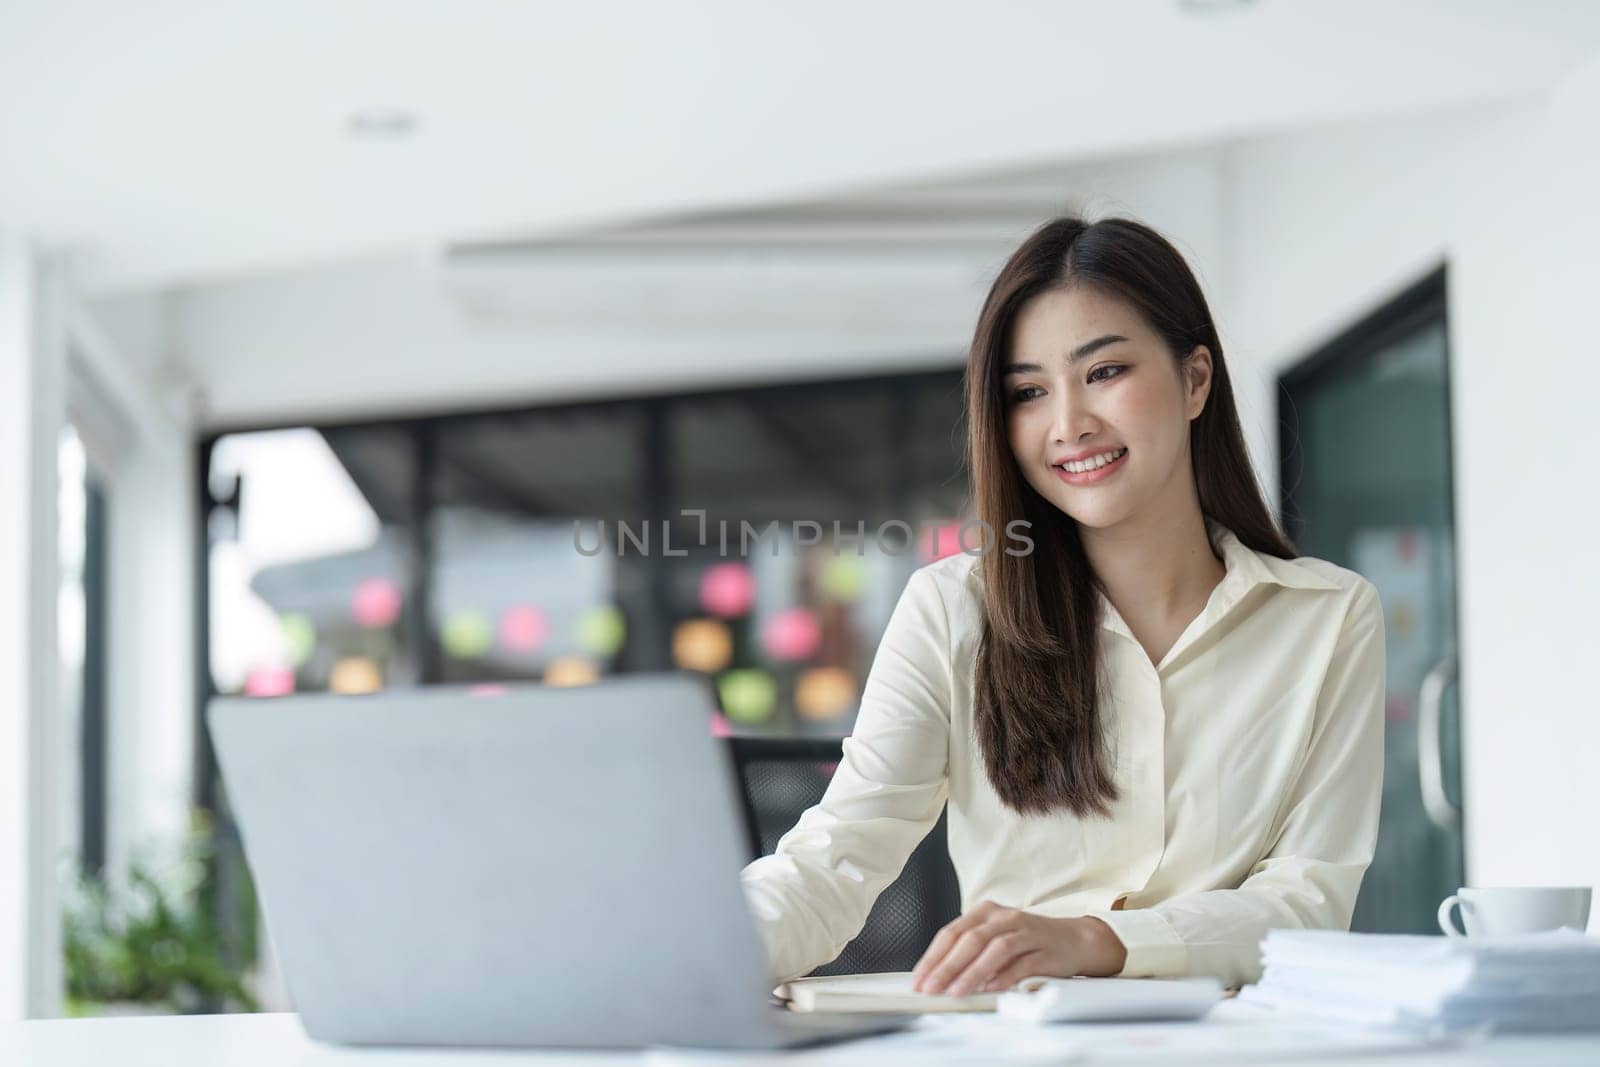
[1279,268,1465,934]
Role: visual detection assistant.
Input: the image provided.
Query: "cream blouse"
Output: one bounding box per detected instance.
[740,519,1386,988]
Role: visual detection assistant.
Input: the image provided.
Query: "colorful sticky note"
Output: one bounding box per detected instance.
[917,521,967,564]
[576,605,626,656]
[243,666,295,698]
[329,656,382,695]
[442,610,494,659]
[280,613,316,667]
[796,667,857,721]
[819,555,867,602]
[545,656,600,687]
[760,608,821,662]
[673,618,734,673]
[351,577,403,628]
[718,669,777,724]
[499,604,550,654]
[699,562,755,617]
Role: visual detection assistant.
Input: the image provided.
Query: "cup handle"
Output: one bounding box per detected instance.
[1437,894,1469,938]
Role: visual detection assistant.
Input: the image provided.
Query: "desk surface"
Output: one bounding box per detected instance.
[7,1010,1600,1066]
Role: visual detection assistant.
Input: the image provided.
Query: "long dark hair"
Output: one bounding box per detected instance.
[966,216,1297,818]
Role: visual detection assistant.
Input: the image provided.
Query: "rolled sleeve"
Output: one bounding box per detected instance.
[1084,906,1187,977]
[1085,580,1387,986]
[740,566,954,983]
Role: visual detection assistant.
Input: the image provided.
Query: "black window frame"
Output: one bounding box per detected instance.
[190,363,967,983]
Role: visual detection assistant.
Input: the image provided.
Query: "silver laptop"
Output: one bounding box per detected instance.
[207,672,905,1050]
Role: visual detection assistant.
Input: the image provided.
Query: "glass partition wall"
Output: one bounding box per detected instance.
[194,367,968,1003]
[200,368,968,734]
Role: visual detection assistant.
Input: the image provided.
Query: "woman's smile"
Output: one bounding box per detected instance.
[1053,446,1129,485]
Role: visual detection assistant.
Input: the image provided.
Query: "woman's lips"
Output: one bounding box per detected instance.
[1053,448,1128,486]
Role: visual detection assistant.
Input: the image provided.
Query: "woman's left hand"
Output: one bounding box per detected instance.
[909,901,1128,996]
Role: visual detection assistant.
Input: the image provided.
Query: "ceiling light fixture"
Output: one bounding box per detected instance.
[345,110,419,140]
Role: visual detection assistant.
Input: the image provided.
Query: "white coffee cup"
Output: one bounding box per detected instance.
[1436,886,1592,938]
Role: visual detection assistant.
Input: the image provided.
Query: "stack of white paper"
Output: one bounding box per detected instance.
[1238,928,1600,1033]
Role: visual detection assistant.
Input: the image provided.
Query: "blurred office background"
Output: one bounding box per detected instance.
[5,0,1600,1018]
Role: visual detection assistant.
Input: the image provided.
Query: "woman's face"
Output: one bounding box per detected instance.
[1003,285,1211,532]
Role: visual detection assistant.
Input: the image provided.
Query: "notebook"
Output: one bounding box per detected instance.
[774,970,1224,1021]
[775,972,1001,1013]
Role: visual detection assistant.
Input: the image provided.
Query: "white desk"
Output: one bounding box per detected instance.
[7,1010,1600,1066]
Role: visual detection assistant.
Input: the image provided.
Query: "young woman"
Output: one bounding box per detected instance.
[739,216,1386,993]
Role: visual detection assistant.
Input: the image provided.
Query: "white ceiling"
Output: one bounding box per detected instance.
[4,0,1600,293]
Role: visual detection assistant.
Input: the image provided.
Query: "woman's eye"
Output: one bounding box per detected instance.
[1088,364,1126,384]
[1009,385,1043,404]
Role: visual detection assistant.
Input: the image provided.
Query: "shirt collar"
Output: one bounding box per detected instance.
[1205,517,1341,596]
[1097,517,1339,640]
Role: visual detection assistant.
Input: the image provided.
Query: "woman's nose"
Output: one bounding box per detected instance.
[1050,386,1099,443]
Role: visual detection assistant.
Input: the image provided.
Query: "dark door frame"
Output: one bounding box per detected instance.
[1275,263,1468,896]
[1278,265,1454,546]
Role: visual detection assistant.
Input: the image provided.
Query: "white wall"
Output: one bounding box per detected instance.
[1211,79,1600,903]
[1221,101,1539,514]
[0,234,65,1021]
[1448,51,1600,895]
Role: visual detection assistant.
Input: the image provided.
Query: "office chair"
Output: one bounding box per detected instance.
[726,736,962,977]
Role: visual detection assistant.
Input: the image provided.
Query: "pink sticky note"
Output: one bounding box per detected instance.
[351,577,403,628]
[760,608,821,662]
[700,562,755,617]
[244,666,295,698]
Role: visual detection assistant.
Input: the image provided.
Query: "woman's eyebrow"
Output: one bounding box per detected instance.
[1003,334,1129,377]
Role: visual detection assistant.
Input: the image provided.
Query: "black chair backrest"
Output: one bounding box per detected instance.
[726,736,961,976]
